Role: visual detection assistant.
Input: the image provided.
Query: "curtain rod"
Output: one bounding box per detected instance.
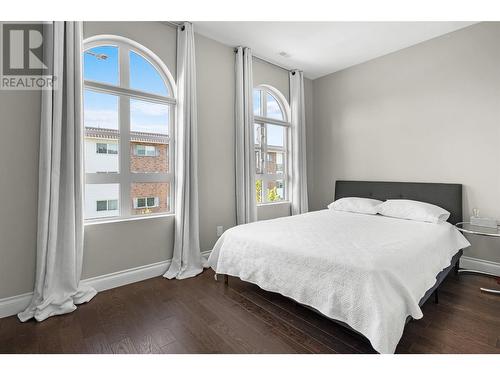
[234,48,295,74]
[165,21,186,31]
[253,55,295,74]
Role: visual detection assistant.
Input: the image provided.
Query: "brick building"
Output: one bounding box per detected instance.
[84,127,170,218]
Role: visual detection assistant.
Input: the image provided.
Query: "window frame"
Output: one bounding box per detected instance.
[253,85,291,205]
[83,35,177,223]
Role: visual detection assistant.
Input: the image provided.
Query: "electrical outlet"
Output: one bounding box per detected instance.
[216,226,224,237]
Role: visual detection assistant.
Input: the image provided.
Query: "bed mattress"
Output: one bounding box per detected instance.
[207,209,470,353]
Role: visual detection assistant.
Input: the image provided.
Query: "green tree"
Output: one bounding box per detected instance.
[268,186,279,202]
[255,180,262,203]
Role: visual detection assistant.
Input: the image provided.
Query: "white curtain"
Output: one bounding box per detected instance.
[289,70,309,215]
[18,22,97,322]
[235,47,257,225]
[164,22,203,279]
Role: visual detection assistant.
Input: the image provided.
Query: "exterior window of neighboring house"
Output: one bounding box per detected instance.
[134,196,159,209]
[96,143,118,154]
[253,86,290,204]
[83,36,176,220]
[96,199,119,212]
[134,144,158,157]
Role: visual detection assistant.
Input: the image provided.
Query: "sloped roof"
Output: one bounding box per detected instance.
[85,127,169,144]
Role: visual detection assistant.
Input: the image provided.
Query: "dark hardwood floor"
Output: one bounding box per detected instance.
[1,269,499,354]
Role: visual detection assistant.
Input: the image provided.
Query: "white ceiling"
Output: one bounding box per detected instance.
[193,22,476,79]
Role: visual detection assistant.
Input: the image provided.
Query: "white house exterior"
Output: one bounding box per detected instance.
[84,183,120,219]
[84,126,170,219]
[85,138,119,173]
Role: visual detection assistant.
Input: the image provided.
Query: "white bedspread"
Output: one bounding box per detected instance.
[207,210,470,353]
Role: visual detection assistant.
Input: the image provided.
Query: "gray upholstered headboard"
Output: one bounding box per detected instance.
[334,180,463,224]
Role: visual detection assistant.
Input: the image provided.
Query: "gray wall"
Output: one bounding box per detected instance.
[7,21,492,300]
[312,22,500,263]
[253,58,290,102]
[196,34,237,252]
[304,77,315,206]
[0,90,40,299]
[0,22,302,299]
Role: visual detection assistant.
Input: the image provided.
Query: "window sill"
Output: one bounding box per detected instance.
[257,201,290,207]
[84,213,174,226]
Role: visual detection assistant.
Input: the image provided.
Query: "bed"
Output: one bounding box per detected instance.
[207,181,471,353]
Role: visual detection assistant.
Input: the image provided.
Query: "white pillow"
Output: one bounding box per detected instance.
[328,197,382,215]
[377,199,450,223]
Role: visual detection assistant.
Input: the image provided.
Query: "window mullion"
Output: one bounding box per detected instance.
[119,96,131,218]
[262,175,272,204]
[85,173,120,184]
[119,43,131,218]
[253,115,290,127]
[260,124,265,176]
[84,80,176,106]
[119,42,130,88]
[262,124,269,203]
[260,90,266,118]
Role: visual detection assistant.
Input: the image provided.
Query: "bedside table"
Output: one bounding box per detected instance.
[455,222,500,295]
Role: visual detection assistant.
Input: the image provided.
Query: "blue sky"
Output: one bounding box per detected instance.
[84,45,169,135]
[84,46,284,143]
[253,89,285,147]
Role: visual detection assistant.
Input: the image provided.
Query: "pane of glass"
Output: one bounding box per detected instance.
[96,143,107,154]
[84,90,119,173]
[255,179,263,204]
[130,99,169,135]
[131,182,170,215]
[85,183,119,219]
[266,124,285,147]
[84,45,119,86]
[130,99,169,173]
[266,93,284,120]
[129,50,169,96]
[135,145,145,156]
[131,143,168,173]
[145,146,157,156]
[255,149,262,174]
[84,90,119,130]
[108,199,118,210]
[266,180,285,202]
[107,143,118,154]
[253,89,261,116]
[266,151,285,174]
[254,123,261,146]
[96,200,107,211]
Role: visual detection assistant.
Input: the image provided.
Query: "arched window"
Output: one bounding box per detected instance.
[83,35,176,221]
[253,85,291,204]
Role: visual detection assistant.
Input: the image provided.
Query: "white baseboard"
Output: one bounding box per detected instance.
[0,250,217,320]
[0,292,34,320]
[82,259,171,293]
[460,256,500,276]
[2,253,496,320]
[0,259,171,319]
